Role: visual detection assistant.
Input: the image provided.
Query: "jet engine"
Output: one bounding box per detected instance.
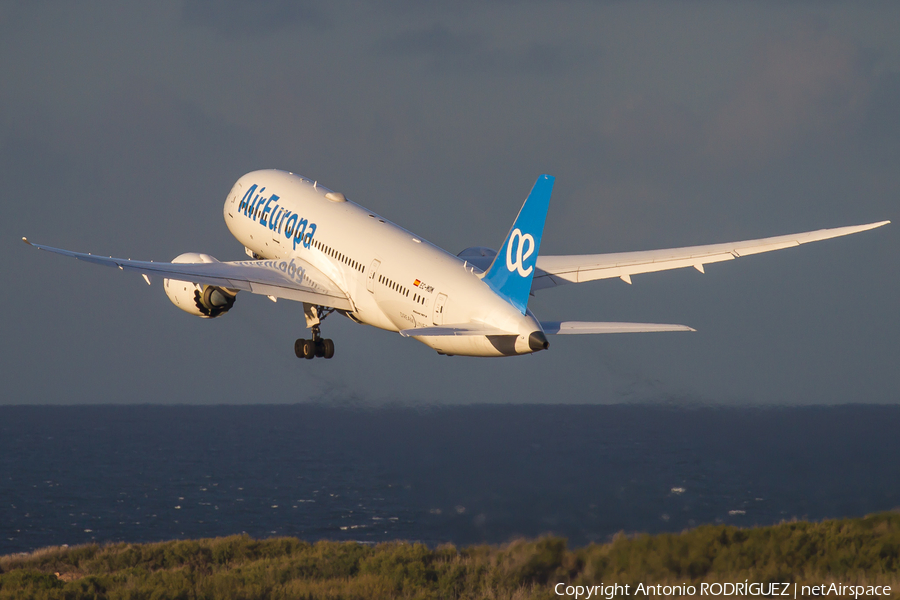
[163,253,237,318]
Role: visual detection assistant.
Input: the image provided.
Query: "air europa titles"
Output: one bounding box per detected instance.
[236,258,318,289]
[239,184,317,250]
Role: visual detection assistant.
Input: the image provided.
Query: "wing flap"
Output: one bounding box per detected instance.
[533,221,889,290]
[23,238,353,310]
[732,240,798,257]
[538,252,737,286]
[540,321,695,334]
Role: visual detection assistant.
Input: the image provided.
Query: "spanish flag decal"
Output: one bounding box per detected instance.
[413,279,421,287]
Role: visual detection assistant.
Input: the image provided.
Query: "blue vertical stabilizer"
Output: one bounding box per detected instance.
[482,175,554,313]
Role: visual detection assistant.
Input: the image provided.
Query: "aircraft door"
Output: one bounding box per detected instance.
[433,293,448,325]
[367,259,381,293]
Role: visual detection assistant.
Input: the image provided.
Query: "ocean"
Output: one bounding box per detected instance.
[1,404,898,556]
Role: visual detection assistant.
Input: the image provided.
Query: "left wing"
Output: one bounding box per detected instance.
[540,321,694,334]
[532,221,889,290]
[22,238,353,310]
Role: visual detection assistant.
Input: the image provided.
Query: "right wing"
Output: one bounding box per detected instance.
[22,238,353,310]
[532,221,889,291]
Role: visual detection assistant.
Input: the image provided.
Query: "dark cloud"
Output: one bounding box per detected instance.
[579,27,876,187]
[1,3,898,406]
[376,23,593,75]
[0,1,33,34]
[181,0,327,35]
[857,71,900,165]
[702,29,870,168]
[378,23,481,57]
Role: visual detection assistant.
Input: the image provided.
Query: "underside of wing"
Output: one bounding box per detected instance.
[540,321,695,334]
[23,239,353,310]
[532,221,889,291]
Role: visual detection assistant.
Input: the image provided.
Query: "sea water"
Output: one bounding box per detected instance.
[1,404,898,555]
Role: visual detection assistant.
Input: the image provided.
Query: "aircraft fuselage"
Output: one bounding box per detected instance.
[223,169,542,356]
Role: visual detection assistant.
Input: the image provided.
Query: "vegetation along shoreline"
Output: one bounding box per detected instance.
[1,512,898,599]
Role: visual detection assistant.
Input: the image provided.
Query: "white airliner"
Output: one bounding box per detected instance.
[24,170,888,359]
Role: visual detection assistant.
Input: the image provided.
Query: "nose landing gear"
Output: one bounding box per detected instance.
[295,305,335,360]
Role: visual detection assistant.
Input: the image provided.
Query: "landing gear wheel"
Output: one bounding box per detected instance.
[295,308,337,360]
[295,338,316,359]
[311,337,334,359]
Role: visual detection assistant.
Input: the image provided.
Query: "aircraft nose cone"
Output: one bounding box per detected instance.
[528,331,549,351]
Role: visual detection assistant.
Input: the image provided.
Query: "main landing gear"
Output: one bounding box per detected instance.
[295,305,335,360]
[294,327,335,360]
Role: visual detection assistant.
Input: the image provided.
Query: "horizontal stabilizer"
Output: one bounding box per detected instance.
[399,324,510,337]
[540,321,695,334]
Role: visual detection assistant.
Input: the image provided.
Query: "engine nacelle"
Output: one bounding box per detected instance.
[163,253,237,318]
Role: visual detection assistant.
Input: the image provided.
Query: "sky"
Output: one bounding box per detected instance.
[1,1,898,406]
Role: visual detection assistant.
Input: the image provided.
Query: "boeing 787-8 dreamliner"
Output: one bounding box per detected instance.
[24,170,888,359]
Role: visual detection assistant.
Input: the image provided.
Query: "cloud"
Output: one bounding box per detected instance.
[591,28,873,177]
[597,96,701,171]
[376,23,593,75]
[378,23,480,58]
[182,0,327,35]
[703,28,870,167]
[856,71,900,164]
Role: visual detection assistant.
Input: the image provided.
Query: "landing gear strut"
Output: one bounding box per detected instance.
[294,305,335,360]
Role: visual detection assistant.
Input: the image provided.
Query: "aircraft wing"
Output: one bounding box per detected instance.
[540,321,695,334]
[22,238,354,310]
[532,221,889,291]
